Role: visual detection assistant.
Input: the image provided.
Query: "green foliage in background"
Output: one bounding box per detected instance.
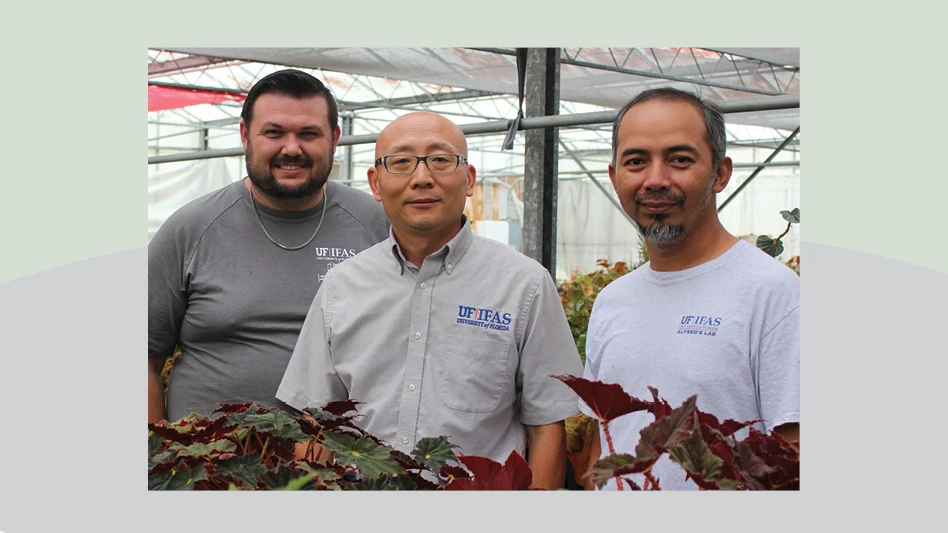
[557,259,635,366]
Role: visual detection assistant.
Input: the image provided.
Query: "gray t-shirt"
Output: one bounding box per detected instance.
[148,179,389,421]
[579,240,800,490]
[277,220,583,462]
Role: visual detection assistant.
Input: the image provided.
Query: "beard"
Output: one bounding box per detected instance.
[634,173,716,247]
[245,144,334,199]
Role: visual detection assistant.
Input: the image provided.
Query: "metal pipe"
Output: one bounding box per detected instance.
[718,127,801,213]
[148,95,799,164]
[470,47,789,97]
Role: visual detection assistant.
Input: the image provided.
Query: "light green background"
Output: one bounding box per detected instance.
[0,1,942,531]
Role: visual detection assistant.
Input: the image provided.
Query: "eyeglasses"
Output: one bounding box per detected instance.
[374,154,468,174]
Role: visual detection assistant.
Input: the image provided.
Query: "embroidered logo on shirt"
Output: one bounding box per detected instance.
[456,305,512,331]
[677,315,721,336]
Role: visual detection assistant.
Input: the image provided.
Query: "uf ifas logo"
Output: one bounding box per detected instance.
[457,305,512,331]
[677,314,722,337]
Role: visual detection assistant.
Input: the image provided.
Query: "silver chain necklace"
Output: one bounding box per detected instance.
[249,183,327,251]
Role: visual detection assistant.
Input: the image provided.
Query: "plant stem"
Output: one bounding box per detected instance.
[776,221,792,241]
[601,421,623,492]
[260,435,270,463]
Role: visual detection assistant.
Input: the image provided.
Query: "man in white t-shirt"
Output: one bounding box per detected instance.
[579,88,800,490]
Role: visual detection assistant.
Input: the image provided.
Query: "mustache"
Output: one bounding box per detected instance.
[271,155,313,167]
[634,190,685,205]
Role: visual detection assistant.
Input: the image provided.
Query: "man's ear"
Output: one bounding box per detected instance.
[713,156,733,193]
[367,165,383,203]
[331,124,342,151]
[465,163,477,197]
[239,120,249,151]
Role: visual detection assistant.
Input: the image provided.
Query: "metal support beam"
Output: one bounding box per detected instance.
[470,48,787,97]
[559,141,637,229]
[718,127,801,213]
[148,56,244,77]
[148,95,799,164]
[522,48,560,275]
[341,115,354,185]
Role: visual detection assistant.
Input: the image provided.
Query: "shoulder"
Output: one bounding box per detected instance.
[150,180,244,249]
[732,241,800,292]
[594,264,648,303]
[328,182,388,232]
[468,235,550,278]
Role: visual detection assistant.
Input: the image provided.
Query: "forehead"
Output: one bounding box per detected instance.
[249,93,330,128]
[376,115,465,156]
[616,99,710,152]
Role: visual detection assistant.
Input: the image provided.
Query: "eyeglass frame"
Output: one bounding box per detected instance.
[373,153,469,175]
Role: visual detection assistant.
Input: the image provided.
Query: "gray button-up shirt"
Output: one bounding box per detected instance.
[277,220,582,462]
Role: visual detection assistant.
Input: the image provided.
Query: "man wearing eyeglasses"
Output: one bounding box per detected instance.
[277,112,583,489]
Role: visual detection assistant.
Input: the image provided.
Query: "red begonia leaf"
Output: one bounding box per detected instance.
[634,395,698,459]
[697,410,758,437]
[668,426,726,490]
[440,464,471,481]
[444,451,533,490]
[553,375,650,424]
[322,400,362,416]
[647,386,673,418]
[588,453,653,488]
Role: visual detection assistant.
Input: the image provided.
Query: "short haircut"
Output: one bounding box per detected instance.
[611,87,726,169]
[241,69,339,132]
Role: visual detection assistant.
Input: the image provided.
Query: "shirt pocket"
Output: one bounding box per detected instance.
[438,334,510,413]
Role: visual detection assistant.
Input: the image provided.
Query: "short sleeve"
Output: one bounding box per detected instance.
[516,271,583,426]
[276,278,349,410]
[148,219,187,359]
[754,305,800,432]
[578,292,607,418]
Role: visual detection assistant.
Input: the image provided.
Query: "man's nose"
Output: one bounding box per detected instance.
[408,159,435,187]
[642,162,672,190]
[281,135,303,156]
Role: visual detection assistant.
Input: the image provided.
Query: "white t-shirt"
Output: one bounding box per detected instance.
[580,240,800,490]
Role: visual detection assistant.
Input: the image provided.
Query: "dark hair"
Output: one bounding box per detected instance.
[241,69,339,132]
[611,87,726,169]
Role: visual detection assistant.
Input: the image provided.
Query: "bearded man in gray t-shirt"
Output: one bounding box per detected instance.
[148,70,389,424]
[578,88,800,490]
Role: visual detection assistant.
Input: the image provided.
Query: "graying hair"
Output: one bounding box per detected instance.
[611,87,726,170]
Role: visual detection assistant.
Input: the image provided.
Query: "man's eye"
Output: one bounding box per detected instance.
[429,155,451,164]
[300,131,319,138]
[264,130,281,136]
[671,156,693,164]
[391,157,412,165]
[625,157,644,166]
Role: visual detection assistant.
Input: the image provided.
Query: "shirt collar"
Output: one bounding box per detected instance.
[387,215,475,276]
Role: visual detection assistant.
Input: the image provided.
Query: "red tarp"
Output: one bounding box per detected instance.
[148,84,246,112]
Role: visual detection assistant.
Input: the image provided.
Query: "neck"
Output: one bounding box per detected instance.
[645,218,738,272]
[393,221,464,268]
[243,177,325,211]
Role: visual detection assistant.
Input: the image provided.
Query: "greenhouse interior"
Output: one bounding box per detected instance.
[147,47,800,280]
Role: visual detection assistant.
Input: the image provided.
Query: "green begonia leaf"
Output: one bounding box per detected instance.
[411,436,461,474]
[148,461,208,491]
[177,440,237,458]
[780,208,800,224]
[240,410,309,441]
[322,432,404,479]
[215,454,269,488]
[756,235,784,257]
